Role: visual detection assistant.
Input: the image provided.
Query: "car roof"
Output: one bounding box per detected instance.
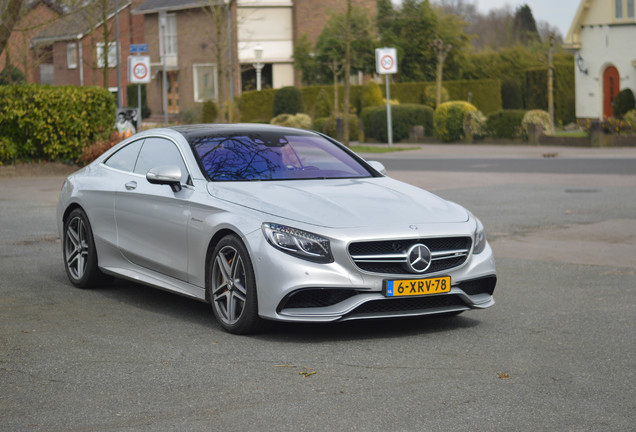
[168,123,318,144]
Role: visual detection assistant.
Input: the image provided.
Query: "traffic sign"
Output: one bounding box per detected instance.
[376,48,397,74]
[130,44,148,54]
[129,56,151,83]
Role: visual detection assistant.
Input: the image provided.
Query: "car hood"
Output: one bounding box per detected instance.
[207,177,468,229]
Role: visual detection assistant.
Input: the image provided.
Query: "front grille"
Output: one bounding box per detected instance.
[348,237,471,275]
[279,288,358,310]
[348,294,465,317]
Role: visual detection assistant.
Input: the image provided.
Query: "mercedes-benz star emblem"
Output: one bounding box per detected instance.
[406,244,432,273]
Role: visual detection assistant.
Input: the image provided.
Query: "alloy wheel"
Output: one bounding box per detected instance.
[211,245,248,325]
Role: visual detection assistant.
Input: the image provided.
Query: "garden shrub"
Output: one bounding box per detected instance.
[273,86,304,117]
[361,81,383,109]
[313,115,359,141]
[178,105,201,124]
[314,89,332,118]
[613,88,635,119]
[521,109,553,138]
[624,109,636,130]
[0,136,17,165]
[77,132,121,165]
[423,85,450,108]
[433,101,478,142]
[0,85,115,163]
[463,110,488,141]
[361,104,433,142]
[201,100,218,123]
[486,110,526,139]
[501,79,523,109]
[270,113,312,129]
[0,64,26,85]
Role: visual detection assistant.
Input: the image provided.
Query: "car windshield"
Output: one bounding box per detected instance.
[191,133,372,181]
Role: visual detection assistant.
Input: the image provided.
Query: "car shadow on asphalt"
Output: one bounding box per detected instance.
[84,277,481,340]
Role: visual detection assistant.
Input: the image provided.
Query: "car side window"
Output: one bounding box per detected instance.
[103,139,144,172]
[134,137,191,184]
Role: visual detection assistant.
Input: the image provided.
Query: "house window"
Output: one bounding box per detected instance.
[193,64,217,102]
[97,42,118,68]
[67,43,77,69]
[615,0,635,19]
[159,13,177,56]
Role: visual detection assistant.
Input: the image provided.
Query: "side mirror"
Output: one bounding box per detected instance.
[368,160,387,176]
[146,165,183,192]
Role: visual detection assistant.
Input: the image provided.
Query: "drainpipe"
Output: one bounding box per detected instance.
[78,37,84,86]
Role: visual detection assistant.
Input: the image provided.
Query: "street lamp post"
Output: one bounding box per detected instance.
[253,44,264,91]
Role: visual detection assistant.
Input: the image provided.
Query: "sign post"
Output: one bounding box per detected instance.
[128,53,150,130]
[376,47,398,147]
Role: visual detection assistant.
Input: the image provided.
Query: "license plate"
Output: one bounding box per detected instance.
[384,276,451,297]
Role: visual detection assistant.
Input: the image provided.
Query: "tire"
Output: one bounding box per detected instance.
[63,208,109,288]
[208,235,261,334]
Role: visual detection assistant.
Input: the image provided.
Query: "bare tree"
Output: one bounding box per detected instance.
[0,0,25,58]
[199,0,235,123]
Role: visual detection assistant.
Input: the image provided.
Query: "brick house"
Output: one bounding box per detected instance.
[132,0,240,119]
[0,0,62,83]
[30,0,146,106]
[134,0,376,119]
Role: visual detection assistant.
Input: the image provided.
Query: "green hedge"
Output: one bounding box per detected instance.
[238,79,502,123]
[273,86,304,116]
[361,104,434,142]
[525,63,575,125]
[313,114,359,141]
[388,79,502,114]
[486,110,527,139]
[0,85,115,163]
[238,88,277,122]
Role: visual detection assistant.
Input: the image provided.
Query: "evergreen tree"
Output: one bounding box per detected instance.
[513,4,540,45]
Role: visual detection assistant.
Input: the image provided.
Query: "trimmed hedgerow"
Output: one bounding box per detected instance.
[0,85,115,164]
[361,104,434,142]
[486,109,527,139]
[273,86,304,117]
[313,114,359,142]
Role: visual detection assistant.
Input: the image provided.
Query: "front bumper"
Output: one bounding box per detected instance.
[246,228,497,323]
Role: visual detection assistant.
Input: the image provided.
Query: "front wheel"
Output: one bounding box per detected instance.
[208,235,261,334]
[63,208,109,288]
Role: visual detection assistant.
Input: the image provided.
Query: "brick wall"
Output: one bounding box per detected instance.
[0,3,59,83]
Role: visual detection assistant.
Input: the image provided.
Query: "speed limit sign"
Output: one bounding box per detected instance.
[129,56,151,83]
[375,48,397,74]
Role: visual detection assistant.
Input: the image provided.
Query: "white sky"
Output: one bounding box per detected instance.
[473,0,581,37]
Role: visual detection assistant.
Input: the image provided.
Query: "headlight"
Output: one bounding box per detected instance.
[262,223,333,263]
[473,217,487,254]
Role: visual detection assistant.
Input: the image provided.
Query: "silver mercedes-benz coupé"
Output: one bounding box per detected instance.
[57,124,496,334]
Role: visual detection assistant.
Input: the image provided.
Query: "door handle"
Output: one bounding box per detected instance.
[125,181,137,190]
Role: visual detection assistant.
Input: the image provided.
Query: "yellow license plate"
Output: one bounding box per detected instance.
[384,276,451,297]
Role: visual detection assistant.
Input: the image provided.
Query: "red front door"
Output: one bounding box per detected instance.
[603,66,620,118]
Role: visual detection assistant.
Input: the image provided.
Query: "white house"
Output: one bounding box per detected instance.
[563,0,636,119]
[237,0,295,90]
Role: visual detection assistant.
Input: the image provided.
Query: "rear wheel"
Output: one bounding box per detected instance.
[208,235,261,334]
[63,208,109,288]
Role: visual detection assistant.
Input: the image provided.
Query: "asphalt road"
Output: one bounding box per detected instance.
[1,145,635,431]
